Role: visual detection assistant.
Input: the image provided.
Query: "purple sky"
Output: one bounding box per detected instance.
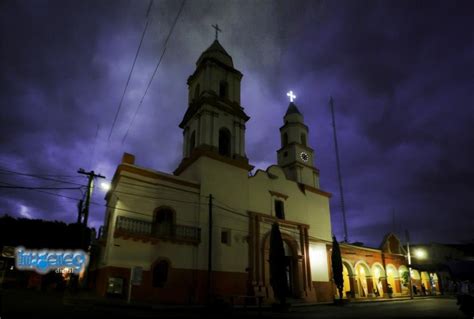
[1,0,473,247]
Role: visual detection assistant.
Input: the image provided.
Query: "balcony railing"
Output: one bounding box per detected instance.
[115,216,201,245]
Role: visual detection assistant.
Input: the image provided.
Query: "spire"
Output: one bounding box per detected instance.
[196,40,234,67]
[285,102,302,117]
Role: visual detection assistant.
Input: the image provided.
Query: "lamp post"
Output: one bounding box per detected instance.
[405,230,414,300]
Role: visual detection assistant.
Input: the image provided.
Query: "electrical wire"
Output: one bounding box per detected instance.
[0,167,87,187]
[0,181,84,190]
[107,0,154,141]
[116,179,209,198]
[121,0,186,144]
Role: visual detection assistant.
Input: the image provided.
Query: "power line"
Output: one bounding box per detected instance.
[116,180,209,198]
[0,181,84,191]
[107,0,154,141]
[0,167,87,187]
[109,188,206,206]
[122,0,186,144]
[0,161,83,178]
[1,180,312,241]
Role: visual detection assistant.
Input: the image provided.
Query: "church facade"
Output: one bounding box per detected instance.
[92,39,436,304]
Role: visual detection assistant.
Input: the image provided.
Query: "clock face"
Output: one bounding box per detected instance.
[300,152,309,162]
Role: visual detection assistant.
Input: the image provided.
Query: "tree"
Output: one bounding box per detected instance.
[331,235,344,301]
[401,270,410,287]
[269,222,288,305]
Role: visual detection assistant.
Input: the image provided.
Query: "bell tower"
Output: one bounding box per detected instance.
[277,92,320,188]
[174,28,252,175]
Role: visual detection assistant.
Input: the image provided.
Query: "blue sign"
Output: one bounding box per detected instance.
[15,247,88,274]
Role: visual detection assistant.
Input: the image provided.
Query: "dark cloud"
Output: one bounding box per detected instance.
[0,0,473,246]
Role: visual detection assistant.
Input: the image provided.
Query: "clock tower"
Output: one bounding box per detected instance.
[277,99,320,188]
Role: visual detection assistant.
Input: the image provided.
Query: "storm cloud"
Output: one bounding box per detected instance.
[1,0,473,247]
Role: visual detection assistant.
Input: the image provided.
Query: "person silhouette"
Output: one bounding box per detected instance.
[421,283,427,296]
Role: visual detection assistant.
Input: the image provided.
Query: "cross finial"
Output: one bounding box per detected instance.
[211,24,222,40]
[287,90,296,103]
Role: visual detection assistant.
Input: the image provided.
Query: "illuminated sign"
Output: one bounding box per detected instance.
[15,247,88,274]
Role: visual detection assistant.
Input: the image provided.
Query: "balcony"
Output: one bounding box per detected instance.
[114,215,201,245]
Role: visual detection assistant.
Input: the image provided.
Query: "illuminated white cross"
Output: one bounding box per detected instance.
[287,91,296,102]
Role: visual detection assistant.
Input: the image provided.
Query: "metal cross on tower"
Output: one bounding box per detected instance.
[287,90,296,102]
[211,24,221,40]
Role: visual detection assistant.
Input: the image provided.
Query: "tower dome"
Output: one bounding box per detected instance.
[196,40,234,68]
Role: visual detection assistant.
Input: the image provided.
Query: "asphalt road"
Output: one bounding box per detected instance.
[0,289,467,319]
[293,298,465,318]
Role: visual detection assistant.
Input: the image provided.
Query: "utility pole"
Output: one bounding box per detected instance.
[77,199,84,224]
[207,194,213,305]
[405,230,414,300]
[76,168,106,289]
[330,97,349,243]
[78,168,106,227]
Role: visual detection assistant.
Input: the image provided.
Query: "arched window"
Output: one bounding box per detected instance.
[189,131,196,155]
[282,133,288,146]
[218,128,231,157]
[194,84,200,100]
[153,207,174,237]
[301,133,306,146]
[152,260,169,288]
[219,81,228,98]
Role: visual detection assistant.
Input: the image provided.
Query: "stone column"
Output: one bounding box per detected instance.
[349,276,358,298]
[366,277,375,297]
[394,278,402,294]
[381,277,389,297]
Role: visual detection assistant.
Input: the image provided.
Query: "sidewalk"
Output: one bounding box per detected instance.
[62,290,448,311]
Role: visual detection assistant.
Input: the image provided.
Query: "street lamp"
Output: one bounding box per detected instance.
[100,182,111,191]
[405,230,414,300]
[414,248,427,260]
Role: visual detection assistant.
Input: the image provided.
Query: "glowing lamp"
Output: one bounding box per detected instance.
[414,248,427,259]
[100,182,111,191]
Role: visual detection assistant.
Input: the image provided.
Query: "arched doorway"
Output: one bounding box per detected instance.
[421,271,431,295]
[371,263,386,297]
[386,264,399,295]
[355,262,372,298]
[262,232,302,300]
[398,265,410,295]
[429,273,439,294]
[340,260,355,299]
[411,269,421,295]
[282,241,296,296]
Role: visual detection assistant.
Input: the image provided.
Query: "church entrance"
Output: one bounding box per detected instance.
[282,241,298,298]
[262,233,302,300]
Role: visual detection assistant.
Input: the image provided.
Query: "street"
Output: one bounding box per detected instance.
[0,289,466,319]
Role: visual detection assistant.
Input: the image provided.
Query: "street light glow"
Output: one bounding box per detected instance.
[100,182,111,191]
[414,248,427,259]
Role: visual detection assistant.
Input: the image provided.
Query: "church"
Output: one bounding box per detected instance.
[92,36,439,304]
